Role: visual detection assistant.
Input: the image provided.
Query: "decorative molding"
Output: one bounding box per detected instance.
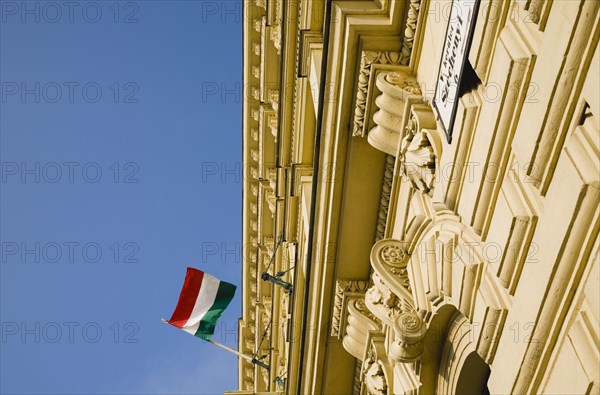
[352,359,362,395]
[375,154,395,242]
[399,0,422,65]
[331,279,371,337]
[299,32,323,77]
[352,51,403,137]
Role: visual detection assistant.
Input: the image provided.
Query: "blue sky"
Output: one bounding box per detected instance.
[1,1,243,394]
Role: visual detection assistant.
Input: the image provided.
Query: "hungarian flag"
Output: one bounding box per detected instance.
[166,268,236,340]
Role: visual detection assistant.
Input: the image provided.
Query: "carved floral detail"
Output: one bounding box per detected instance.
[389,310,427,363]
[363,347,388,395]
[381,244,405,265]
[370,239,414,311]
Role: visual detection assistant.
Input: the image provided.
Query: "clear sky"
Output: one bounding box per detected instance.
[1,1,243,394]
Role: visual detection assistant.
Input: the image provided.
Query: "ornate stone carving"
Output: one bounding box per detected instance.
[353,51,402,137]
[389,310,427,363]
[400,0,422,65]
[365,274,402,327]
[375,154,395,242]
[400,104,438,194]
[270,26,281,54]
[370,239,414,311]
[251,86,260,101]
[269,115,278,142]
[331,279,371,337]
[352,360,362,395]
[343,297,381,359]
[253,18,261,33]
[368,72,422,155]
[269,89,279,112]
[363,346,388,395]
[266,168,277,191]
[266,191,276,216]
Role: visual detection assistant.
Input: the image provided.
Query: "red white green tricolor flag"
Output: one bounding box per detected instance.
[165,268,236,341]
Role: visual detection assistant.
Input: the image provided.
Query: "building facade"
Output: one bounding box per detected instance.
[229,0,600,394]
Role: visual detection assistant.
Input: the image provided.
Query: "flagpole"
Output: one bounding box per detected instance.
[161,319,269,371]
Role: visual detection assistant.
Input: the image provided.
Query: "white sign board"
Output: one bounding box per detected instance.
[433,0,480,143]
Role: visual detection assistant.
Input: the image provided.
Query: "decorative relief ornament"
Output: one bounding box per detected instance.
[353,51,403,137]
[400,104,438,194]
[389,310,427,363]
[381,243,406,265]
[269,117,278,142]
[363,347,388,395]
[368,72,422,156]
[253,18,261,33]
[400,0,422,65]
[385,72,422,95]
[270,27,281,54]
[331,279,370,337]
[365,274,402,327]
[370,239,415,310]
